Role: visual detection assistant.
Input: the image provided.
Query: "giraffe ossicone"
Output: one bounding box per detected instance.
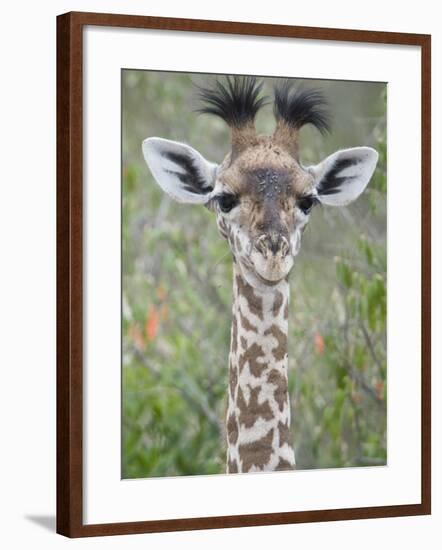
[142,76,378,473]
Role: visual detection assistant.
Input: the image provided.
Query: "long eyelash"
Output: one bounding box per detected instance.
[298,194,320,203]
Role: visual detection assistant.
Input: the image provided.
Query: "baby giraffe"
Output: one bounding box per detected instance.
[142,77,378,473]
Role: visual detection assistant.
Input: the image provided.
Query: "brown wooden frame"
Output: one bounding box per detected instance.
[57,11,431,538]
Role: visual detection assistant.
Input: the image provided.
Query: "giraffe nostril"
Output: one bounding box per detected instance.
[280,236,289,257]
[255,235,269,258]
[254,234,289,258]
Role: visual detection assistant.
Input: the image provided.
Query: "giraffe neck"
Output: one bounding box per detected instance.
[226,264,296,473]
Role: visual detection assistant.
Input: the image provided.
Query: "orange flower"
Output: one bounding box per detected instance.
[145,305,160,342]
[314,332,325,355]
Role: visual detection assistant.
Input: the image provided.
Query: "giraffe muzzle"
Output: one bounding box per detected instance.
[247,234,294,284]
[254,234,290,259]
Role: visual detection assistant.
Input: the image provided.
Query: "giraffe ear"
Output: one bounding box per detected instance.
[142,137,218,204]
[309,147,378,206]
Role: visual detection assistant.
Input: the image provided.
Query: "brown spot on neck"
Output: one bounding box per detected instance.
[227,457,238,473]
[229,358,238,399]
[239,308,258,333]
[264,324,288,362]
[275,457,295,471]
[267,369,289,412]
[273,290,284,317]
[238,342,266,377]
[278,420,291,447]
[239,428,274,472]
[227,413,239,445]
[237,385,273,428]
[236,275,264,321]
[231,315,238,353]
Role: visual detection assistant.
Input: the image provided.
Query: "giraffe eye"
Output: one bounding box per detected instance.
[297,195,317,214]
[218,193,238,213]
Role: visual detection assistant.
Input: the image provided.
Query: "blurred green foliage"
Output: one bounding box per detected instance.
[122,71,387,478]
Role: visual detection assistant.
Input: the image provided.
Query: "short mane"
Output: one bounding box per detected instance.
[196,76,268,127]
[273,81,331,134]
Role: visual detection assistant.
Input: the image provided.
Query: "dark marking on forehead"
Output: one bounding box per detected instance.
[235,167,297,238]
[245,167,292,197]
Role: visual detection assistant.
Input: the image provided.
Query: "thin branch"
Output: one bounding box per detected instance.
[343,360,384,406]
[359,319,384,375]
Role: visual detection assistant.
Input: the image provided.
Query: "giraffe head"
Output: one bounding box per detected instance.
[143,77,378,291]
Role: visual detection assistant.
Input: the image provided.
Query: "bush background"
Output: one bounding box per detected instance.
[122,70,387,479]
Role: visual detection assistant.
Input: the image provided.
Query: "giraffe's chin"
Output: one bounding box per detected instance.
[255,271,287,286]
[250,252,294,284]
[237,257,294,291]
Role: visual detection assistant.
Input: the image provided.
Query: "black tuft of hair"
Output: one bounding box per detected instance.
[196,76,268,127]
[273,81,331,135]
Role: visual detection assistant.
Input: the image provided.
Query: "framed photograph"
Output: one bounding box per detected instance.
[57,11,431,537]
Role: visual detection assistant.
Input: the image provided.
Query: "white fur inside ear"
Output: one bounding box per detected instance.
[310,147,379,206]
[142,137,217,204]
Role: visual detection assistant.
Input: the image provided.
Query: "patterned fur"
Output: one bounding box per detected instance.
[142,76,378,474]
